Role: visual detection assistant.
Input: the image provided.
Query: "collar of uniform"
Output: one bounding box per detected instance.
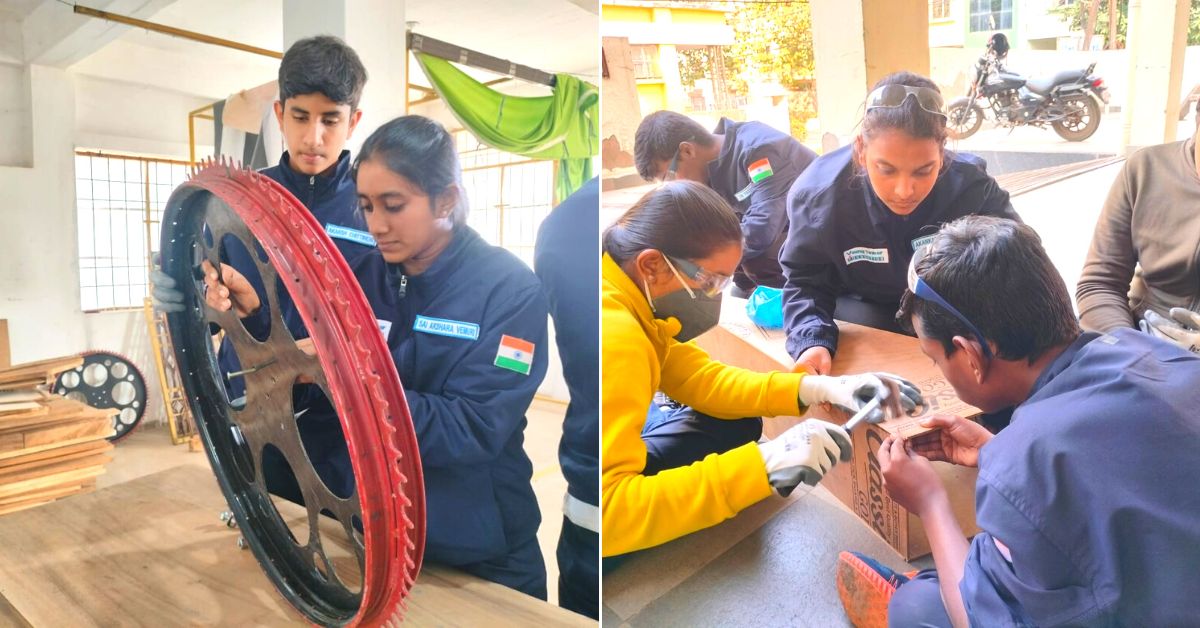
[705,117,740,192]
[276,149,353,200]
[394,225,480,284]
[601,253,682,342]
[1026,331,1097,402]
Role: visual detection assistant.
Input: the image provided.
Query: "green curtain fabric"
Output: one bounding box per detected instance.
[415,53,598,202]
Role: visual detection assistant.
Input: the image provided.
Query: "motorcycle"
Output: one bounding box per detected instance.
[947,54,1110,142]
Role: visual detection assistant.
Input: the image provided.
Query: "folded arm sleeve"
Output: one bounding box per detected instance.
[1076,163,1138,332]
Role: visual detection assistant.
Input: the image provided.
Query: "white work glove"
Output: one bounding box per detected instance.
[150,254,186,313]
[757,419,852,497]
[799,372,924,424]
[1141,308,1200,354]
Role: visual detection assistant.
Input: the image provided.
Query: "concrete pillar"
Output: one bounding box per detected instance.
[601,37,641,173]
[283,0,405,149]
[1122,0,1189,152]
[652,8,689,112]
[811,0,929,139]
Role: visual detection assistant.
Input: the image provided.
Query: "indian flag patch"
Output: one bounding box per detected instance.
[494,335,535,375]
[748,158,774,183]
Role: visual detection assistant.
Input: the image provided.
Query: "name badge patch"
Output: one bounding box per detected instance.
[911,235,936,251]
[325,224,377,247]
[377,319,393,339]
[734,182,754,202]
[413,315,479,341]
[843,247,890,265]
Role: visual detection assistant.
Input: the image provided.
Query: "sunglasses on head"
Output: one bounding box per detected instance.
[907,244,993,358]
[866,84,947,119]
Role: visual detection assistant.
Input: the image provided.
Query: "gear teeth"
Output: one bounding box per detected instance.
[179,161,424,625]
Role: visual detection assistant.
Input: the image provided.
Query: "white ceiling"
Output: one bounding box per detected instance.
[0,0,40,20]
[0,0,598,99]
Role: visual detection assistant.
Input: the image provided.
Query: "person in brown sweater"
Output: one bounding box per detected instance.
[1075,117,1200,353]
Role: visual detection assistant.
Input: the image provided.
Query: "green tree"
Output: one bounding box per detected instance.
[725,0,815,92]
[1051,0,1200,49]
[678,47,712,88]
[724,0,817,138]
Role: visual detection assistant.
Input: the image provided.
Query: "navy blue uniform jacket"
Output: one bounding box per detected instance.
[707,118,818,263]
[362,225,549,568]
[780,145,1017,359]
[219,150,382,401]
[534,177,599,508]
[963,329,1200,626]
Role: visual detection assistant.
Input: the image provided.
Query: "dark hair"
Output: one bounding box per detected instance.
[353,115,467,226]
[897,216,1080,362]
[279,36,368,110]
[855,71,948,167]
[603,181,742,264]
[633,111,717,181]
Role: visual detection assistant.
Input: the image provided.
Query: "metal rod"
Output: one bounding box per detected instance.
[407,31,556,87]
[73,5,283,59]
[225,358,278,380]
[75,149,191,166]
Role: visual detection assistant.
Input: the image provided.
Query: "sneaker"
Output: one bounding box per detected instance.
[836,551,911,628]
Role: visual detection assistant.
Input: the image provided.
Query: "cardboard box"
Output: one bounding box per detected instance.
[0,320,9,370]
[694,297,982,560]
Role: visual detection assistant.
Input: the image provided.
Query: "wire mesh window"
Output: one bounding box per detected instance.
[930,0,951,19]
[75,152,190,311]
[969,0,1012,31]
[454,131,555,269]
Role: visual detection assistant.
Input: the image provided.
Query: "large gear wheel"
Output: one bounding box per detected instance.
[159,158,425,626]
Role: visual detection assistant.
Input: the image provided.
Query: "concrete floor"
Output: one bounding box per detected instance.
[98,397,571,605]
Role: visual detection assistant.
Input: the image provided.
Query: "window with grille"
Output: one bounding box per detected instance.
[631,45,661,80]
[74,152,190,311]
[970,0,1013,31]
[930,0,951,19]
[453,131,555,269]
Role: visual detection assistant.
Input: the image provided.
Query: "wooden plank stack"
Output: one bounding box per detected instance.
[0,356,115,515]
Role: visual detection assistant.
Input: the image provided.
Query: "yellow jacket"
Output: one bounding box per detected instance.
[601,254,808,556]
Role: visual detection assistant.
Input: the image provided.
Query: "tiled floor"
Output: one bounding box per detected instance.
[100,397,571,604]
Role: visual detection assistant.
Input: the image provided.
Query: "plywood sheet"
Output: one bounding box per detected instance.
[0,466,591,627]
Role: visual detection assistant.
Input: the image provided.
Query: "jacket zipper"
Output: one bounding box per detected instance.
[396,273,408,299]
[308,175,316,206]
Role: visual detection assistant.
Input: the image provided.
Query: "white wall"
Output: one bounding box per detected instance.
[0,66,87,365]
[0,62,32,167]
[74,74,214,159]
[0,63,212,428]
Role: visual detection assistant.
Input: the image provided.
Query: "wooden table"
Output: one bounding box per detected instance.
[0,466,592,627]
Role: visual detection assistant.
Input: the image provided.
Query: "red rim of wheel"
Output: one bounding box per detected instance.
[160,159,425,626]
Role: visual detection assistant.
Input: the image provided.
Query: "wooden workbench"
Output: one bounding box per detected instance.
[0,465,591,627]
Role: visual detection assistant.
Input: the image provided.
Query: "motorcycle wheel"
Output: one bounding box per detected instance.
[1052,94,1101,142]
[947,102,984,140]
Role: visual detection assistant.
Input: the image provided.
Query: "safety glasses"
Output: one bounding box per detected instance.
[665,255,732,298]
[907,245,993,358]
[866,84,947,119]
